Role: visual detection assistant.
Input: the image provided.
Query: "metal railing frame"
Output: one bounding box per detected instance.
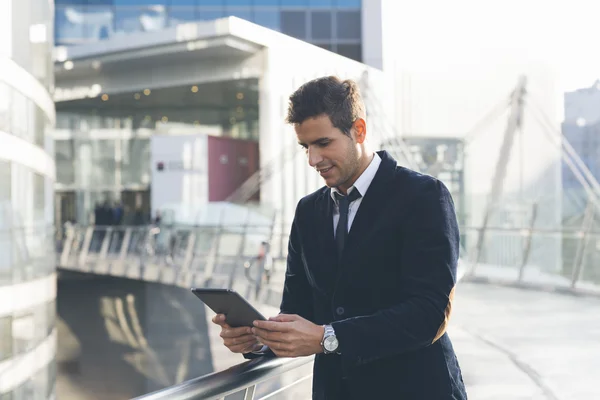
[131,355,314,400]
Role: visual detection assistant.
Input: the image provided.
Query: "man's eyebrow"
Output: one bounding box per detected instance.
[298,138,332,147]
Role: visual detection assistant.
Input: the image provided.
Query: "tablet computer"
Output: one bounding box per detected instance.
[191,288,266,328]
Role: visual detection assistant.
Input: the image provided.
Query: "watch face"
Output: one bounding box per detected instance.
[324,336,339,352]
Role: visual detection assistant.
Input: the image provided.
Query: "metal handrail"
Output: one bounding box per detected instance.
[132,355,314,400]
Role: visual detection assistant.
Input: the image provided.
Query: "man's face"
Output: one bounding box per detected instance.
[295,114,360,191]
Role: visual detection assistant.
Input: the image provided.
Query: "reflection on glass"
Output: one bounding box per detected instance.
[310,11,332,39]
[253,10,280,30]
[122,138,151,186]
[0,83,11,131]
[56,140,76,185]
[168,7,198,27]
[335,10,361,39]
[197,7,224,21]
[0,316,12,361]
[225,7,252,21]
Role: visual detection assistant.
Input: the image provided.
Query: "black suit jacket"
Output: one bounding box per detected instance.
[248,151,467,399]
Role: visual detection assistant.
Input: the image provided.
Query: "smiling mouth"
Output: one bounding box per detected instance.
[318,167,333,174]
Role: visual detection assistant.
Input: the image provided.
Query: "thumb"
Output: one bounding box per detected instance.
[269,314,300,322]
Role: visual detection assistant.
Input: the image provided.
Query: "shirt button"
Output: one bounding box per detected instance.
[336,307,345,316]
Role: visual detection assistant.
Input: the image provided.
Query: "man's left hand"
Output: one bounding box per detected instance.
[252,314,324,358]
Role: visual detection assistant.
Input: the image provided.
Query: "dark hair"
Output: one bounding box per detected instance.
[285,76,365,136]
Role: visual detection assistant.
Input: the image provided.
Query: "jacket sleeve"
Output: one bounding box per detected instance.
[244,203,314,360]
[331,179,459,368]
[279,203,314,320]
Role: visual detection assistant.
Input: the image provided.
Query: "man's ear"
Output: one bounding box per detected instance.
[353,118,367,144]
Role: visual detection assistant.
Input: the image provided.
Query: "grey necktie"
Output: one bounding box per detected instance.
[334,189,362,259]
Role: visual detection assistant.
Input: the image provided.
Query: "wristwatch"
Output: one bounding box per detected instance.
[321,325,340,354]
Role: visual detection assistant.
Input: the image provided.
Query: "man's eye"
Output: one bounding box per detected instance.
[318,142,329,147]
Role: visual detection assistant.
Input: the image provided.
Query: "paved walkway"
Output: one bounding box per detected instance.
[450,282,600,400]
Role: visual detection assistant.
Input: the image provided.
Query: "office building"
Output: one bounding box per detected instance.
[55,0,364,62]
[0,0,57,399]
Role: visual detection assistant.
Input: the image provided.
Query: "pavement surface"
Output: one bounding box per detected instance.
[450,282,600,400]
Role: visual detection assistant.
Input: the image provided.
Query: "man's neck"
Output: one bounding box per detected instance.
[337,151,375,194]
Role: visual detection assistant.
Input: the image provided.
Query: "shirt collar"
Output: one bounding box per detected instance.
[330,152,382,203]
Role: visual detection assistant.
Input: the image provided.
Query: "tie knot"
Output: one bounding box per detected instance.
[334,189,362,210]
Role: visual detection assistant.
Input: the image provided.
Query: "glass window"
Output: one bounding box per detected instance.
[225,0,252,4]
[337,43,361,61]
[168,7,198,26]
[336,0,360,7]
[197,8,225,20]
[253,10,280,29]
[56,140,76,185]
[253,0,279,5]
[225,7,252,20]
[121,138,150,186]
[115,8,143,34]
[12,313,35,354]
[54,5,86,45]
[78,140,117,187]
[310,11,331,39]
[197,0,224,4]
[316,43,333,51]
[34,174,45,225]
[114,0,167,4]
[11,91,29,141]
[0,83,11,132]
[335,10,360,39]
[281,11,306,39]
[0,316,11,361]
[281,0,308,6]
[309,0,333,7]
[33,106,46,148]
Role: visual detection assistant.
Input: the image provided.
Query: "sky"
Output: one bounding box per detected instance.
[385,0,600,120]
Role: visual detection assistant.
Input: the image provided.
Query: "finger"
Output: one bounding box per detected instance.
[212,314,227,326]
[259,338,291,352]
[252,327,286,342]
[228,338,259,353]
[253,320,292,332]
[220,326,253,338]
[269,314,300,323]
[223,334,256,348]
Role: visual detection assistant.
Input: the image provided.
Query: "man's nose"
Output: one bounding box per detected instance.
[307,147,323,168]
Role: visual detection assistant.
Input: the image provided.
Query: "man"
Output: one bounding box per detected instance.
[212,76,467,399]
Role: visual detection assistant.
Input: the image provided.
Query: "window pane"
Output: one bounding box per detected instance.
[56,140,75,185]
[0,83,11,132]
[335,10,360,39]
[55,6,86,45]
[309,0,333,7]
[225,7,252,21]
[0,316,11,361]
[316,43,333,51]
[225,0,252,5]
[337,43,361,61]
[310,11,331,39]
[281,11,306,39]
[11,90,29,141]
[336,0,360,7]
[168,7,198,26]
[115,8,142,34]
[281,0,308,6]
[254,0,279,5]
[253,10,280,30]
[197,7,224,20]
[122,138,150,186]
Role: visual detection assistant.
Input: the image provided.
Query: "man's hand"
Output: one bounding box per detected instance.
[252,314,324,358]
[212,314,262,354]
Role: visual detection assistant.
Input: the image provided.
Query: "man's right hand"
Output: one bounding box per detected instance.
[212,314,262,354]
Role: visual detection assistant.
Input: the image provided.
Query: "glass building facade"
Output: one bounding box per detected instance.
[55,0,363,61]
[0,0,57,398]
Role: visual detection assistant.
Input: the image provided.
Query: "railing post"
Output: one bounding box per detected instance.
[59,225,75,267]
[571,201,595,288]
[78,226,94,270]
[99,227,113,261]
[518,203,538,282]
[244,385,256,400]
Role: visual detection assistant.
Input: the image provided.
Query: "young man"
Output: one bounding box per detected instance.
[212,76,467,399]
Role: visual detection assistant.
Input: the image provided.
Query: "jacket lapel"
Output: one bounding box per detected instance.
[315,188,337,266]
